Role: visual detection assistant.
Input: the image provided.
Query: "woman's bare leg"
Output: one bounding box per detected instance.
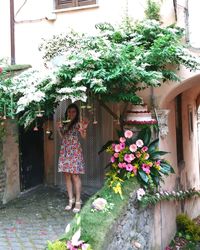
[65,173,73,201]
[72,174,81,210]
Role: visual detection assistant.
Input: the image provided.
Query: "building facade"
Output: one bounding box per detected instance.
[1,0,200,249]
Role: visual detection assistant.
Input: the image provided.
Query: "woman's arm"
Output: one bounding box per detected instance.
[57,122,64,139]
[78,118,89,139]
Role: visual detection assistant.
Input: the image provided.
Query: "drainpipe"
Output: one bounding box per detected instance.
[10,0,15,65]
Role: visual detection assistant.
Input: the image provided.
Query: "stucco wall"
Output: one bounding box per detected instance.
[2,120,20,204]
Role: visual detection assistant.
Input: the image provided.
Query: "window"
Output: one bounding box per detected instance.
[55,0,96,9]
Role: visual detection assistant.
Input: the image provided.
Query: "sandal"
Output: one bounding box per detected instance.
[65,198,75,211]
[73,201,81,213]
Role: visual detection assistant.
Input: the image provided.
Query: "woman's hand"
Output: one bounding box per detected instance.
[79,118,89,138]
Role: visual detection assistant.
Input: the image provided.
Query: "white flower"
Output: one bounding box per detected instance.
[92,198,108,211]
[137,188,146,200]
[72,73,85,83]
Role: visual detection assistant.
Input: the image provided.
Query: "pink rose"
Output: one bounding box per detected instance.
[110,156,115,163]
[129,144,137,152]
[115,144,121,152]
[124,130,133,138]
[141,146,148,152]
[126,164,133,172]
[119,143,125,150]
[130,154,135,161]
[124,154,135,163]
[114,153,119,158]
[136,139,144,148]
[119,137,126,143]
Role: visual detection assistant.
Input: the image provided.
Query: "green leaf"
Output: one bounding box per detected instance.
[160,162,175,174]
[138,170,149,183]
[150,151,169,159]
[98,140,116,154]
[137,127,151,145]
[148,138,159,152]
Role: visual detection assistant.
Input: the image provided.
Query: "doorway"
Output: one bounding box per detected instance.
[19,126,44,191]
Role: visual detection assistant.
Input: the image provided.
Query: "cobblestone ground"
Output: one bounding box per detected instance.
[0,186,82,250]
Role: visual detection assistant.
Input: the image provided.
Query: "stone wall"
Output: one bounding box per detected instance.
[103,192,154,250]
[102,191,200,250]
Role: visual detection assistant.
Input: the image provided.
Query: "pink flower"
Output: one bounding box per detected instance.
[130,154,135,161]
[119,143,125,150]
[112,143,116,150]
[122,162,127,168]
[119,137,126,143]
[136,139,144,148]
[118,163,123,168]
[141,146,148,152]
[126,164,133,172]
[144,153,150,160]
[129,144,137,152]
[124,154,135,163]
[110,156,115,163]
[135,151,141,158]
[115,144,121,152]
[142,164,150,174]
[114,153,119,158]
[124,130,133,138]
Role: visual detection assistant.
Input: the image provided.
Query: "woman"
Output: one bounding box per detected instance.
[57,103,88,213]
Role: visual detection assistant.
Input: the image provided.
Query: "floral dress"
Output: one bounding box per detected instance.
[58,123,85,174]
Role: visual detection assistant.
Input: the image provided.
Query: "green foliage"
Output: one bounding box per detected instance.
[47,241,66,250]
[176,214,200,242]
[145,0,161,21]
[0,18,199,128]
[59,179,139,250]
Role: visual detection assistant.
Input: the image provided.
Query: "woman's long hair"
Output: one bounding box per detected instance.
[65,103,79,131]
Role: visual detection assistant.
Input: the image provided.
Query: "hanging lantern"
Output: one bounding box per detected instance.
[33,121,39,131]
[46,119,51,134]
[36,105,44,117]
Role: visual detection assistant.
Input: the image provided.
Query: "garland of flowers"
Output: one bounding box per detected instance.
[137,188,200,208]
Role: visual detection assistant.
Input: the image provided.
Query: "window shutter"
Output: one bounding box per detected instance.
[78,0,96,6]
[55,0,75,9]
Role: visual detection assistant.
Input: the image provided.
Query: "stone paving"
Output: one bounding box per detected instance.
[0,186,82,250]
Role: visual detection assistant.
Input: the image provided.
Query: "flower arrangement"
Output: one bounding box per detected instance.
[105,128,174,197]
[137,188,200,208]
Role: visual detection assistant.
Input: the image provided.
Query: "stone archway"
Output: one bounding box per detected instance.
[159,74,200,192]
